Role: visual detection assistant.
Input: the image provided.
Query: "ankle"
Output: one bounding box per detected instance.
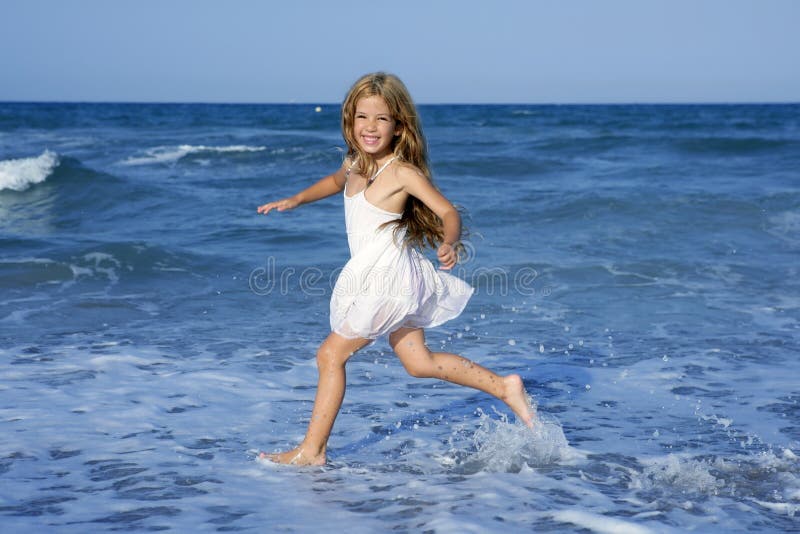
[299,442,325,459]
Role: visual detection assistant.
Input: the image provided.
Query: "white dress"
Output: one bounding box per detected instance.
[330,159,474,339]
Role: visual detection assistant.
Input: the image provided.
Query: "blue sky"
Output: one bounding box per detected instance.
[2,0,798,104]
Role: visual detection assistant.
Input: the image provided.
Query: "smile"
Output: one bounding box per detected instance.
[361,135,380,146]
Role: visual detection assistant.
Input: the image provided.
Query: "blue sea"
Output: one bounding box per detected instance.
[1,101,799,532]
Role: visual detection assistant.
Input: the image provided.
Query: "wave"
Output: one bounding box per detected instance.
[673,136,794,155]
[0,150,60,192]
[767,210,800,247]
[120,144,267,166]
[0,241,206,294]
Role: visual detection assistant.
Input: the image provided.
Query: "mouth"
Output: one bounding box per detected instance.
[361,135,380,146]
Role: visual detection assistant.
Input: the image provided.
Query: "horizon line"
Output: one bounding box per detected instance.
[1,99,798,107]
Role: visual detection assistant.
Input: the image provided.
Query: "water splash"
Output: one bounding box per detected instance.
[441,407,580,473]
[626,449,800,516]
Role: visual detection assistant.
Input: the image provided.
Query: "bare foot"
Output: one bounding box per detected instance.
[501,374,536,428]
[259,446,326,466]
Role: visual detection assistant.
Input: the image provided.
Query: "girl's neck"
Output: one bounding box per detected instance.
[372,151,396,167]
[349,150,397,174]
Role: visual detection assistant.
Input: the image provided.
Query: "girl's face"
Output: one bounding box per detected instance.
[354,95,401,161]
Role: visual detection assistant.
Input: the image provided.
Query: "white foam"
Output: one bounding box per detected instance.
[120,144,267,165]
[455,407,581,472]
[750,498,799,516]
[0,257,56,265]
[88,355,154,368]
[634,454,724,495]
[0,150,60,191]
[551,510,656,534]
[769,211,800,233]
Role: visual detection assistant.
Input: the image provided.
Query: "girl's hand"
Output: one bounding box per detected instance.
[257,197,299,215]
[437,243,458,270]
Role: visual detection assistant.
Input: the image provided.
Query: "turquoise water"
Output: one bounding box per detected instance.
[1,102,799,532]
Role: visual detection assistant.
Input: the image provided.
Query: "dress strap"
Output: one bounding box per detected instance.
[344,157,357,179]
[368,156,397,186]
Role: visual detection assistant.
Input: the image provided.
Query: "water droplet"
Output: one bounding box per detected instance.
[508,339,516,346]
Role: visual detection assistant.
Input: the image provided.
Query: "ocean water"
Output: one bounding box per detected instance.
[1,101,799,532]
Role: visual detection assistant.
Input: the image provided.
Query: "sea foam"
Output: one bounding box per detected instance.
[551,510,656,534]
[121,144,267,165]
[0,150,60,191]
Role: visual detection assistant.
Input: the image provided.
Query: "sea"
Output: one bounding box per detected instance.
[1,101,799,533]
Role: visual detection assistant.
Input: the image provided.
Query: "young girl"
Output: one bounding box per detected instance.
[257,72,534,465]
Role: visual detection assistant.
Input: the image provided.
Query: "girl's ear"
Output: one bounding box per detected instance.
[394,123,403,137]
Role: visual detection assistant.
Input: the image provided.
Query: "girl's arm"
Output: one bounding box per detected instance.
[395,166,462,270]
[257,161,348,215]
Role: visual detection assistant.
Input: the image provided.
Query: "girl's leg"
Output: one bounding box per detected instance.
[388,327,534,427]
[263,332,371,465]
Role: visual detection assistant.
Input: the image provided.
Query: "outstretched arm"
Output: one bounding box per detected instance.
[257,161,348,215]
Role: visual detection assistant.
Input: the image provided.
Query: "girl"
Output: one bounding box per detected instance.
[257,72,534,466]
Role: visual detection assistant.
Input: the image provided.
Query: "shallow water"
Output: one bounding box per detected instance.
[1,102,799,532]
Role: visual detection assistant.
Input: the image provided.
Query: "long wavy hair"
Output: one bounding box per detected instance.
[341,72,447,251]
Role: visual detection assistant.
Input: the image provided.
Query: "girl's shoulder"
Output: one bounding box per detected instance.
[392,160,427,186]
[393,159,424,177]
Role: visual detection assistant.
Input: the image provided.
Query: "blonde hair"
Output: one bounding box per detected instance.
[341,72,445,251]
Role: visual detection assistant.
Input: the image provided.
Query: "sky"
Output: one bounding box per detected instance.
[1,0,798,104]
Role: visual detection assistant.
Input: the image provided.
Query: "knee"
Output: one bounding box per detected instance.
[316,345,345,371]
[404,365,430,379]
[401,359,434,379]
